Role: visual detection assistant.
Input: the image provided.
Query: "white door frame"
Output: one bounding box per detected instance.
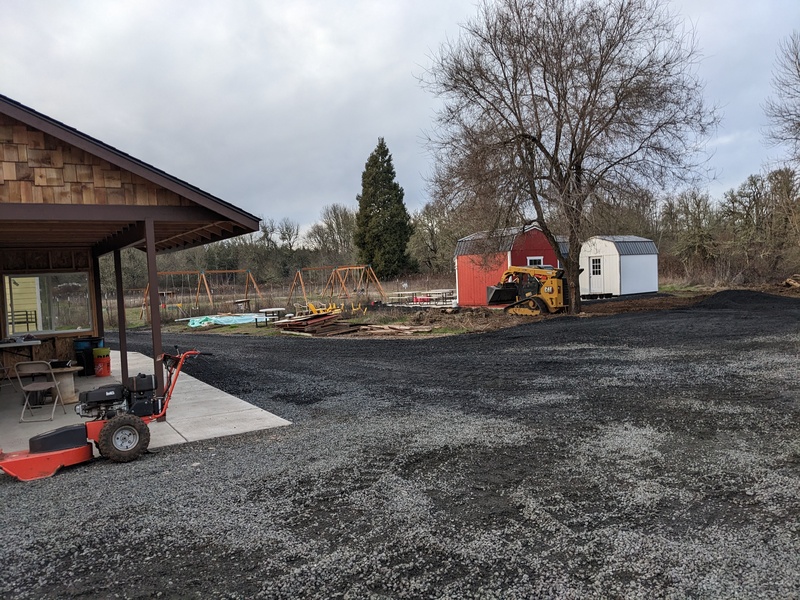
[589,256,603,294]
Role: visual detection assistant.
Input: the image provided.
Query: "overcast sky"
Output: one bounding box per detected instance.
[2,1,798,232]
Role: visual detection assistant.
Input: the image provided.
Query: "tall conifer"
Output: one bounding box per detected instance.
[354,138,414,279]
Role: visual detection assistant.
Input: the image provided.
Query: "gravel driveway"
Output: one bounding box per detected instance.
[1,290,798,599]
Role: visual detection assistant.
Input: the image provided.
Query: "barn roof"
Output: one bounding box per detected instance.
[454,226,526,256]
[454,225,571,258]
[593,235,658,255]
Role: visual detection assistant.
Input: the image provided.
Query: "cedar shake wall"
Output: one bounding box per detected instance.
[0,114,190,208]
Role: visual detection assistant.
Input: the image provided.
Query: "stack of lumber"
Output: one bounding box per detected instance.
[273,312,358,337]
[781,274,800,288]
[357,324,434,335]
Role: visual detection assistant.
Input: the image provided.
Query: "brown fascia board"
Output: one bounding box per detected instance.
[0,203,221,222]
[0,93,260,231]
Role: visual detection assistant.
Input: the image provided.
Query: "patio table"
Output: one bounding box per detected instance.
[0,339,41,388]
[50,365,84,404]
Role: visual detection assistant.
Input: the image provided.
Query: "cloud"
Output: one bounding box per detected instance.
[2,0,798,228]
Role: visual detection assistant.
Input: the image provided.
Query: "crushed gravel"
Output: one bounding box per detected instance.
[1,290,798,598]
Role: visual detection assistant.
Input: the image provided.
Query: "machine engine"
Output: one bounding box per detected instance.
[75,373,160,420]
[75,384,129,419]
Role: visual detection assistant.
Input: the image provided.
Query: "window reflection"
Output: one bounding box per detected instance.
[5,274,92,334]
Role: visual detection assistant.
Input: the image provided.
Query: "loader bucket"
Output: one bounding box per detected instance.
[487,284,519,305]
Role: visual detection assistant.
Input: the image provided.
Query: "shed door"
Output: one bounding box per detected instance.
[589,257,603,293]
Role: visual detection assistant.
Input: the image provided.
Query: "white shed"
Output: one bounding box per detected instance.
[579,236,658,297]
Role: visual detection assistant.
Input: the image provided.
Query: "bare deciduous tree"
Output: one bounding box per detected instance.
[305,204,357,264]
[259,218,279,250]
[585,187,660,239]
[765,31,800,162]
[720,168,800,279]
[277,218,300,251]
[659,189,719,276]
[425,0,717,312]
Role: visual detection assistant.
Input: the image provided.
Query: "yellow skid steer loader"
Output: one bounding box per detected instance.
[486,266,569,316]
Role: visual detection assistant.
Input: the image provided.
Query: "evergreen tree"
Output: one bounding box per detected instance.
[354,138,414,279]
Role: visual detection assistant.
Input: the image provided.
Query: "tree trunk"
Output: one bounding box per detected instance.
[562,230,583,315]
[565,260,582,314]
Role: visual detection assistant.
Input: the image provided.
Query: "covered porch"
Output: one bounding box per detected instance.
[0,350,290,456]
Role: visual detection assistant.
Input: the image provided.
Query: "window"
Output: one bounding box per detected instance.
[591,258,602,276]
[5,273,92,334]
[527,256,544,266]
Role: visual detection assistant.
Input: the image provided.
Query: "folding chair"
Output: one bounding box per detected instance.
[0,364,22,393]
[14,361,66,423]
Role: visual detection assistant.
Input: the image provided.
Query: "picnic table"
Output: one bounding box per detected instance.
[388,289,456,305]
[255,307,286,328]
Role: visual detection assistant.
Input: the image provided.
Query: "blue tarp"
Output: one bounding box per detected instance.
[187,314,256,328]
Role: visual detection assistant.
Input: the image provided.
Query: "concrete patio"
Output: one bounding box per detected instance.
[0,350,290,455]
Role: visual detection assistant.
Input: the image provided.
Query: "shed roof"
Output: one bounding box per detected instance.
[455,226,526,256]
[454,225,570,259]
[593,235,658,255]
[0,93,259,257]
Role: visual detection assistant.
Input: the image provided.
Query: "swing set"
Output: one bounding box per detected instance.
[139,269,263,319]
[287,265,386,313]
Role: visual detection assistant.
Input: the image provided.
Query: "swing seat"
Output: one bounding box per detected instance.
[233,299,251,312]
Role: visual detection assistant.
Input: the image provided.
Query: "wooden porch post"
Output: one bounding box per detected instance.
[91,254,104,338]
[144,219,164,394]
[0,267,7,341]
[113,249,129,382]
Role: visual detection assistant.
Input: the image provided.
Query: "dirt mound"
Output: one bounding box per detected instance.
[696,289,800,310]
[581,293,706,314]
[409,306,528,332]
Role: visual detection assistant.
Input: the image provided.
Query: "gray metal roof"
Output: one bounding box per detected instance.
[454,226,528,256]
[454,226,573,258]
[593,235,658,255]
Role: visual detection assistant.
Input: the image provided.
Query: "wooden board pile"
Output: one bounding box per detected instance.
[273,312,358,337]
[273,313,438,337]
[357,324,434,336]
[781,274,800,288]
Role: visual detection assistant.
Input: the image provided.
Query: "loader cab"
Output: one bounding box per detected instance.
[488,269,544,305]
[518,273,541,296]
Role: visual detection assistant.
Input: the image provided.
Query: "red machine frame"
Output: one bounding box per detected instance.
[0,349,204,481]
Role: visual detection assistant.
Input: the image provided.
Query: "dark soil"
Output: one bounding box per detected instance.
[1,290,798,598]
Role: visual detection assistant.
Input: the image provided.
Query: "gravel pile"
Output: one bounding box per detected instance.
[1,290,798,598]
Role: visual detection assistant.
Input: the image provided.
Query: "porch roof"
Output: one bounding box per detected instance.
[0,93,259,257]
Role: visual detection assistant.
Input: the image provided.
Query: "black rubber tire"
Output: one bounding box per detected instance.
[98,414,150,463]
[532,297,549,313]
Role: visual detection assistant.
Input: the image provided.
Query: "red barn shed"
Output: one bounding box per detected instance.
[454,226,565,307]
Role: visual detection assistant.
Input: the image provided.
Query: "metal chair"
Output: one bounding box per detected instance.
[14,361,66,422]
